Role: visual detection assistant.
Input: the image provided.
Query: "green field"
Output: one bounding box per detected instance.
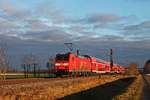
[0,73,56,79]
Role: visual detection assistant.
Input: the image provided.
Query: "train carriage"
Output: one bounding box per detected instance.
[91,58,111,74]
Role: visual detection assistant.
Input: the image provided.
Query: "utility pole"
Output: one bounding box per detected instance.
[64,43,73,52]
[22,64,26,78]
[110,49,113,68]
[33,63,36,77]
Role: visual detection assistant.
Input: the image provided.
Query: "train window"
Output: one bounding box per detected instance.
[55,53,69,61]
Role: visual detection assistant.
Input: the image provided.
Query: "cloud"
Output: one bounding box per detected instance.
[122,20,150,41]
[21,29,73,42]
[85,14,123,24]
[73,14,131,29]
[25,19,50,33]
[0,0,137,44]
[0,0,31,20]
[35,2,66,24]
[100,35,124,41]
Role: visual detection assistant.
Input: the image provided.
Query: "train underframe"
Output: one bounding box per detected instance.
[55,69,96,77]
[54,69,112,77]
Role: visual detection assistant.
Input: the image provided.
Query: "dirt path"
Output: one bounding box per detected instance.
[58,77,135,100]
[142,78,150,100]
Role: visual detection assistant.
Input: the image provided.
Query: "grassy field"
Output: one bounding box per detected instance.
[0,75,125,100]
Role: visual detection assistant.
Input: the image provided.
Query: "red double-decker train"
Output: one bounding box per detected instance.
[54,52,125,76]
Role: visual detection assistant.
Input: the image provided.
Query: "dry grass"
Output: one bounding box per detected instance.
[113,75,143,100]
[144,75,150,89]
[0,75,125,100]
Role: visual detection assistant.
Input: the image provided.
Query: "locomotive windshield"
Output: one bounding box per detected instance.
[55,53,70,61]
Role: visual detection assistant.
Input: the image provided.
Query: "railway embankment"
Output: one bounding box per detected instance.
[0,75,125,100]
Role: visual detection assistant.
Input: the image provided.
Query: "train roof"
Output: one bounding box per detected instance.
[78,55,91,59]
[91,57,109,64]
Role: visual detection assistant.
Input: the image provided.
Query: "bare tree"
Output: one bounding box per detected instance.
[22,54,40,78]
[47,56,55,76]
[126,63,139,76]
[143,60,150,74]
[0,48,9,80]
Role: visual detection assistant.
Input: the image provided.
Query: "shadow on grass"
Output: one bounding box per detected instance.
[58,77,136,100]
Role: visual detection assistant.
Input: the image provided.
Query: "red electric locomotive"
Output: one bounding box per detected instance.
[54,52,125,76]
[55,52,92,76]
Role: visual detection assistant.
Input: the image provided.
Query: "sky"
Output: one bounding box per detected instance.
[0,0,150,69]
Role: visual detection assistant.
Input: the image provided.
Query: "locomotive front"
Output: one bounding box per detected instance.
[55,53,70,76]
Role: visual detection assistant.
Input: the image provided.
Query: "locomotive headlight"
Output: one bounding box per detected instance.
[55,63,61,66]
[63,63,69,66]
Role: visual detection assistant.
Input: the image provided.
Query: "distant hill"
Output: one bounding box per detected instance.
[144,60,150,74]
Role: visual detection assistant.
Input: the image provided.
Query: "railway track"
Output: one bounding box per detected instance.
[0,75,118,86]
[0,78,63,86]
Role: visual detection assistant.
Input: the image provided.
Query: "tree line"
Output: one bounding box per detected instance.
[0,46,55,79]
